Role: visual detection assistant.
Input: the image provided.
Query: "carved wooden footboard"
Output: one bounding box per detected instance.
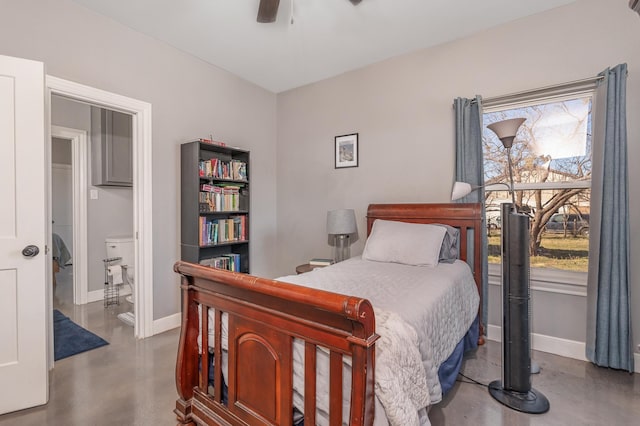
[174,261,379,426]
[174,202,484,426]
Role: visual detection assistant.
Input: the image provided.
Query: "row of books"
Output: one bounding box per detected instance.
[199,184,243,212]
[199,158,247,181]
[199,253,241,272]
[198,215,247,246]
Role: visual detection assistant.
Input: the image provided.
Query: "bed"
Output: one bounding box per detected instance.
[174,203,484,426]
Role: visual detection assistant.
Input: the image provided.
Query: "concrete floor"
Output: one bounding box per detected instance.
[1,266,638,425]
[0,266,180,426]
[431,341,640,426]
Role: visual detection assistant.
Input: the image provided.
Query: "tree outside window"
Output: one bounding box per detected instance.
[483,97,592,273]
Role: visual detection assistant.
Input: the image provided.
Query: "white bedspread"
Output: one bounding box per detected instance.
[202,257,479,426]
[371,308,431,425]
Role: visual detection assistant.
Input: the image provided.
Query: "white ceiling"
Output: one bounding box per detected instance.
[72,0,576,93]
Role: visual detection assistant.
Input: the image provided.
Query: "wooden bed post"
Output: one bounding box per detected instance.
[174,272,199,425]
[346,298,377,425]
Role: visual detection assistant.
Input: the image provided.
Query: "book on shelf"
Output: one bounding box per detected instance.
[198,158,247,181]
[198,138,226,147]
[309,258,335,266]
[199,184,242,212]
[231,160,247,181]
[199,253,241,272]
[198,215,247,246]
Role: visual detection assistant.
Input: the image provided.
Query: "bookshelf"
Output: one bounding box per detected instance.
[181,141,250,273]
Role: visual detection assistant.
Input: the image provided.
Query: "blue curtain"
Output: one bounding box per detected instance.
[454,96,488,331]
[586,64,633,372]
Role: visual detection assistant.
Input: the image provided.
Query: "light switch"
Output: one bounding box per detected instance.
[90,189,98,200]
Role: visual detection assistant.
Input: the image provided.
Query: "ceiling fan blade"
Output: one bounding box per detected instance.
[257,0,280,23]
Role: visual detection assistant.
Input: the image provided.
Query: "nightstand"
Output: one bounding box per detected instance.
[295,263,325,274]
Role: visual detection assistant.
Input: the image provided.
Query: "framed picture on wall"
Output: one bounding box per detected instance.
[335,133,358,169]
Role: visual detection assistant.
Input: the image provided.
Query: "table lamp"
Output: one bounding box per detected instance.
[327,209,357,262]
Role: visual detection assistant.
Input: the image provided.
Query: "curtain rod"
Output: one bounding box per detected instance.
[471,75,604,107]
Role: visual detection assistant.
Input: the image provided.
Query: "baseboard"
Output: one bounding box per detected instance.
[487,325,640,373]
[87,285,132,304]
[487,324,588,361]
[152,312,181,335]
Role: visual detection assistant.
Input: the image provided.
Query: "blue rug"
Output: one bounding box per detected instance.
[53,309,109,361]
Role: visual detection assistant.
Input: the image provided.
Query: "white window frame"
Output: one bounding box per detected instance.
[484,90,595,297]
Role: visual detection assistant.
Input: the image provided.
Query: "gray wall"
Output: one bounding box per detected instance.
[2,0,638,353]
[1,0,278,319]
[51,137,71,165]
[51,140,72,255]
[51,96,134,293]
[276,0,640,350]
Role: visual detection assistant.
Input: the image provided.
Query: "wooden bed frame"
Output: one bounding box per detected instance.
[174,203,483,426]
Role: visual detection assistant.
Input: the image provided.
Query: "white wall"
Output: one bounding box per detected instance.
[0,0,278,319]
[276,0,640,352]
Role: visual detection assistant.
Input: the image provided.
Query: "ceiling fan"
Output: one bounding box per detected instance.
[257,0,363,23]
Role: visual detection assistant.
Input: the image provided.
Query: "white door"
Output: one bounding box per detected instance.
[0,54,48,413]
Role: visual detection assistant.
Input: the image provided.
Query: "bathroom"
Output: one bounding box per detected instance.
[51,95,135,328]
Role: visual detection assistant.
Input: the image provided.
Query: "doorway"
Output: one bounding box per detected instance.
[50,126,88,306]
[46,76,153,348]
[51,102,136,312]
[50,137,74,305]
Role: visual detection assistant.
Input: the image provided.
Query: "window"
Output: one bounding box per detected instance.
[483,95,592,277]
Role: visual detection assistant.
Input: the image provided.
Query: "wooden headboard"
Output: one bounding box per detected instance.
[367,203,484,339]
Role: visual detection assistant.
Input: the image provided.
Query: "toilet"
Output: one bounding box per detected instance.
[105,236,135,326]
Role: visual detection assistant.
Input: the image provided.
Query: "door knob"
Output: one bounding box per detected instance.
[22,245,40,257]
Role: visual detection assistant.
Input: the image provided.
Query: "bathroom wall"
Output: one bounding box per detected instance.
[51,137,71,164]
[51,138,73,254]
[51,95,133,296]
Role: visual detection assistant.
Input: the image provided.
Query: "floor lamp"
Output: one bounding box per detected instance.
[486,118,550,414]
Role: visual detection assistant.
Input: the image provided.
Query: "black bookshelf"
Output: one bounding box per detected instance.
[181,141,250,273]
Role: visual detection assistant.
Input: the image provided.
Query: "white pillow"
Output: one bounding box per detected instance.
[362,219,447,267]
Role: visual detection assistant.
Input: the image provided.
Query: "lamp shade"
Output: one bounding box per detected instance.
[487,118,526,148]
[451,181,473,201]
[327,209,357,235]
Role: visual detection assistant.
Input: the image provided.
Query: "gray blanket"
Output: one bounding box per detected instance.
[52,233,72,268]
